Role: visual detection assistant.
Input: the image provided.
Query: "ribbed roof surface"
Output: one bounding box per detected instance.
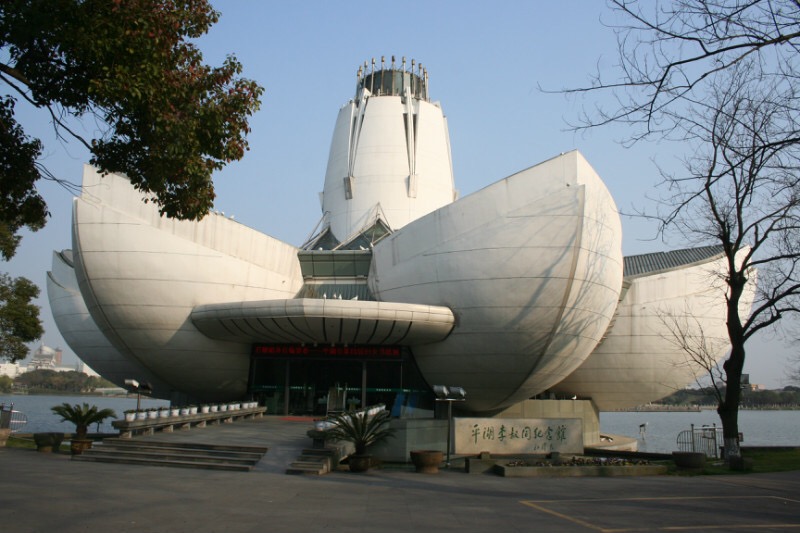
[624,245,725,277]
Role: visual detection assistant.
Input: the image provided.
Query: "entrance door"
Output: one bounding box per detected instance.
[287,359,362,416]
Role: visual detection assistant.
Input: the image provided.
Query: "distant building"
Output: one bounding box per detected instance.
[29,345,58,370]
[0,362,23,379]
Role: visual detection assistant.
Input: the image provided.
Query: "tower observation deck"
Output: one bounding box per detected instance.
[356,56,429,101]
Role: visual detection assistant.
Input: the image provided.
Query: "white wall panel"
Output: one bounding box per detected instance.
[551,252,755,410]
[371,151,623,412]
[71,167,304,402]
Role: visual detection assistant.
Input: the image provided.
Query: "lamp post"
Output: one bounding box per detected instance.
[124,379,141,411]
[124,379,153,412]
[433,385,466,468]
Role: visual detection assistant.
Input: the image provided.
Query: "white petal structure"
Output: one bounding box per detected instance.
[68,167,304,402]
[47,249,169,392]
[46,59,753,413]
[369,151,623,412]
[550,247,756,410]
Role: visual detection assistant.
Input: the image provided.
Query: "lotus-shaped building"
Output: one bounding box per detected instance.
[47,59,753,415]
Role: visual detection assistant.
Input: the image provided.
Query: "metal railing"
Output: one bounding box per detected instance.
[676,423,722,458]
[0,403,28,433]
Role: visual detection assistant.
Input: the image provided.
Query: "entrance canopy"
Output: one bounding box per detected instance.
[191,299,454,346]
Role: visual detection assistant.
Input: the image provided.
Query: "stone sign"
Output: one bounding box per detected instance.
[454,417,583,455]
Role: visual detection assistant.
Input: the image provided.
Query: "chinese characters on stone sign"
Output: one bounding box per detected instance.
[455,418,583,454]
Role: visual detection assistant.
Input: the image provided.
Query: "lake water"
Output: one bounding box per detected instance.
[600,409,800,453]
[0,394,169,434]
[3,394,798,453]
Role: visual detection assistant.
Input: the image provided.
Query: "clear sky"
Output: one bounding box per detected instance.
[4,1,796,387]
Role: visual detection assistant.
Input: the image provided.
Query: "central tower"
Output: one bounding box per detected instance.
[318,57,457,246]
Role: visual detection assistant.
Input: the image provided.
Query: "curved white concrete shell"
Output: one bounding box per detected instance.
[321,70,456,242]
[192,299,454,345]
[71,166,304,401]
[550,247,756,410]
[370,151,624,412]
[46,250,171,393]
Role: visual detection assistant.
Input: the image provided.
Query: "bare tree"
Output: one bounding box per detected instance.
[660,67,799,458]
[661,313,729,399]
[568,1,800,460]
[570,0,800,142]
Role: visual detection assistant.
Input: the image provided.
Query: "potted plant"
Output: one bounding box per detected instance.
[326,408,395,472]
[123,409,136,422]
[50,402,117,455]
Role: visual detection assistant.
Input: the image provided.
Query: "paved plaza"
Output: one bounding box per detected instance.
[2,416,799,532]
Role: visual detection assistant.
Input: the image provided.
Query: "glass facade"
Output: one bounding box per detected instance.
[248,345,433,417]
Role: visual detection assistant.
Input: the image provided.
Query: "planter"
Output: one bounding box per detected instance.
[189,407,198,415]
[34,432,65,453]
[70,438,93,455]
[210,405,219,413]
[124,412,136,422]
[159,409,170,418]
[170,408,179,417]
[673,451,706,469]
[348,454,372,473]
[200,405,210,414]
[410,450,444,474]
[219,405,228,412]
[180,408,190,416]
[147,410,158,419]
[136,411,147,420]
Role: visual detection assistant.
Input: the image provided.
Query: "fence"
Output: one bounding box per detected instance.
[676,423,723,458]
[0,403,28,433]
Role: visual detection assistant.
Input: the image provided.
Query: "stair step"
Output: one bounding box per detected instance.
[301,448,335,456]
[70,438,268,471]
[101,438,268,455]
[291,459,327,468]
[95,443,264,460]
[73,454,253,472]
[286,464,327,475]
[82,449,260,466]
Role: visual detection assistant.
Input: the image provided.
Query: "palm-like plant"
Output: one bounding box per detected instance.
[326,409,394,455]
[51,402,117,439]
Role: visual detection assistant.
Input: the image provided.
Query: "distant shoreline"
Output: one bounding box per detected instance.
[621,405,800,412]
[6,391,143,400]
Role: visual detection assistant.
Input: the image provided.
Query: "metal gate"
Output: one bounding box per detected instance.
[676,424,722,457]
[0,403,27,433]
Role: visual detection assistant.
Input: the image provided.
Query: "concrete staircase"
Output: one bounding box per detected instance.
[72,438,268,472]
[285,447,341,475]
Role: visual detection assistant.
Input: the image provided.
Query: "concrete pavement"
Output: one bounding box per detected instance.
[2,416,799,532]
